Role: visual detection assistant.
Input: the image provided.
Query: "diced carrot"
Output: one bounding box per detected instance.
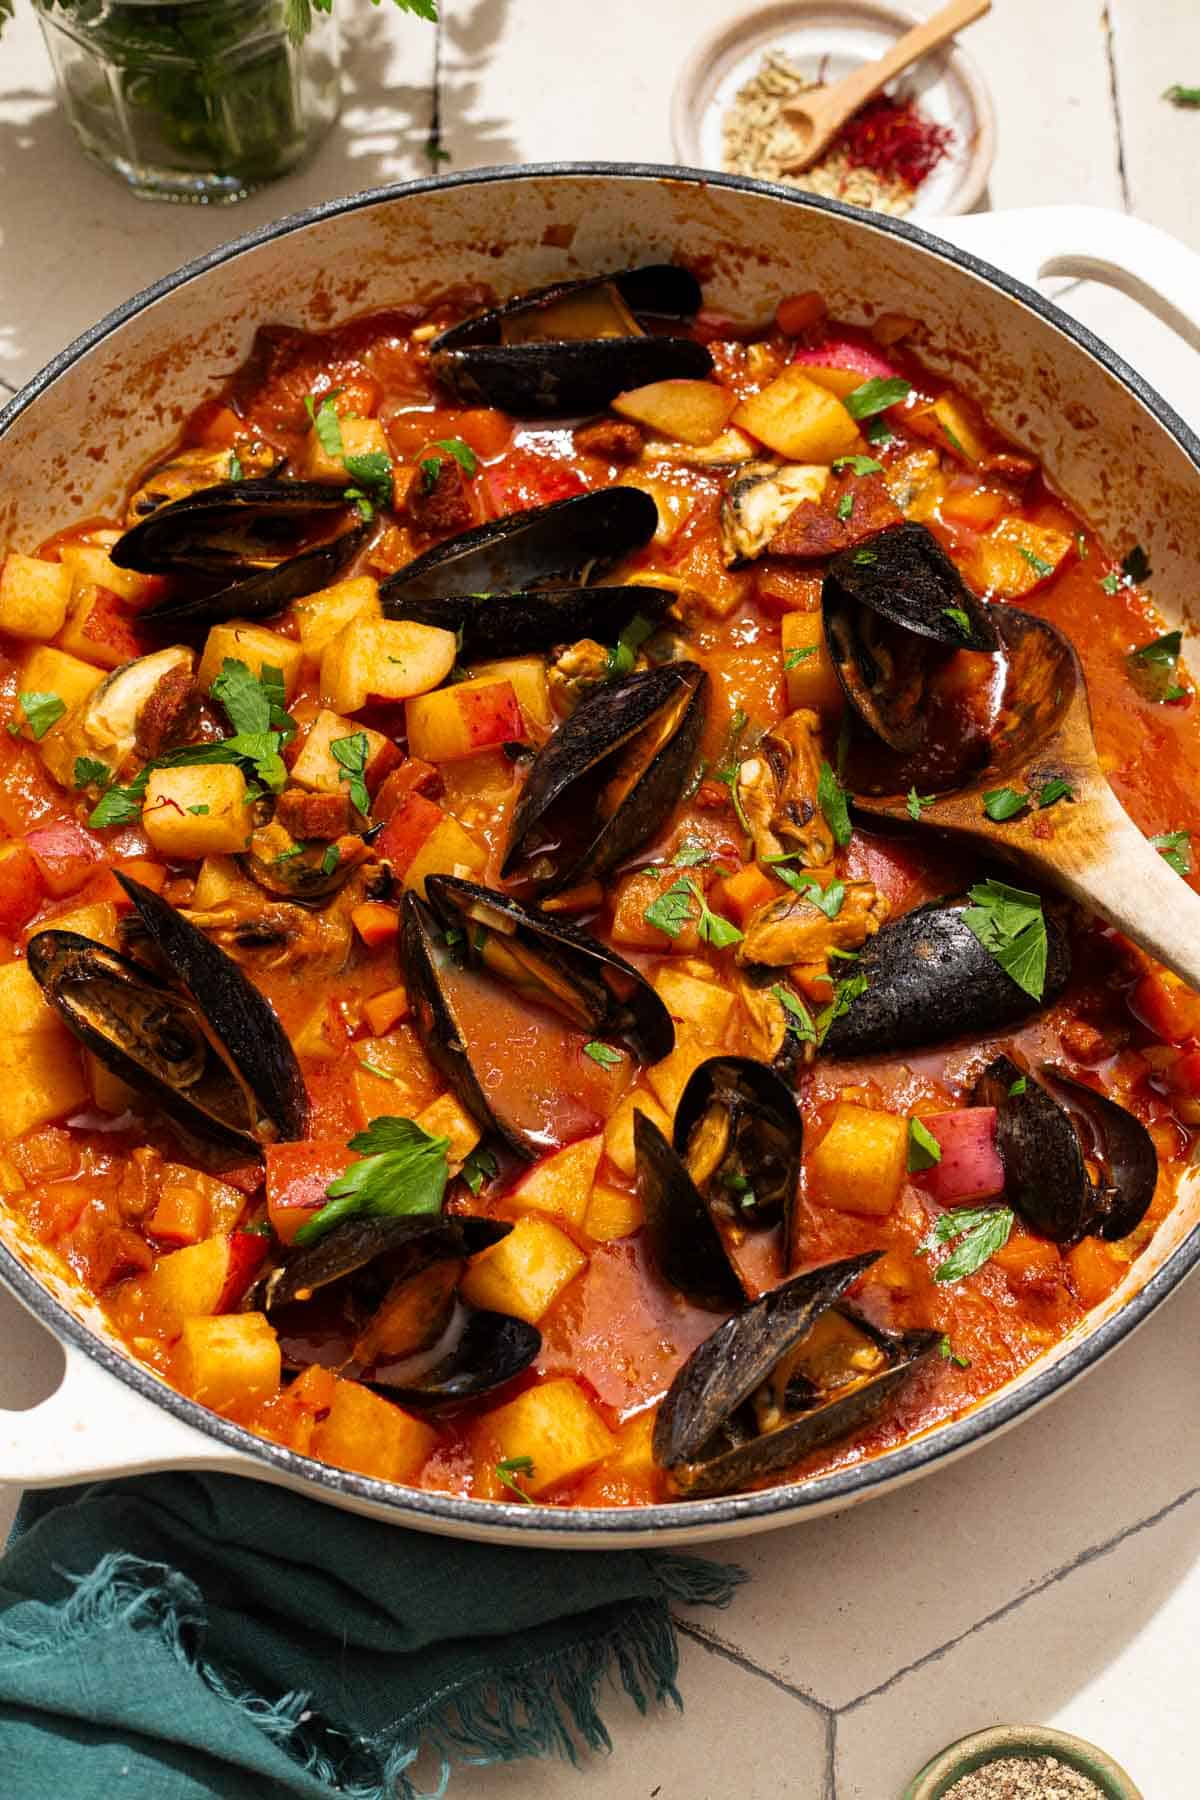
[941,487,1007,530]
[754,564,822,617]
[265,1140,350,1244]
[148,1181,211,1248]
[775,291,827,336]
[1130,969,1200,1045]
[1067,1237,1126,1309]
[85,858,169,906]
[363,984,410,1036]
[455,408,511,459]
[289,1363,339,1412]
[790,961,835,1004]
[991,1231,1062,1288]
[712,862,778,928]
[351,900,400,949]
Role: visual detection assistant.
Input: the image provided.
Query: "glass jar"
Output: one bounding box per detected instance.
[35,0,342,203]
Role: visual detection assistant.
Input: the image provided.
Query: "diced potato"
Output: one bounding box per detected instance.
[292,998,342,1063]
[0,1031,88,1138]
[302,416,390,483]
[794,365,866,400]
[472,657,552,734]
[405,677,524,763]
[941,487,1007,531]
[87,1051,137,1117]
[197,622,304,699]
[584,1182,644,1242]
[807,1102,908,1216]
[414,1090,482,1166]
[0,959,63,1036]
[646,1030,712,1115]
[58,585,143,670]
[613,379,736,446]
[512,1134,604,1229]
[17,645,105,720]
[460,1214,587,1323]
[0,554,72,641]
[481,1378,614,1496]
[136,1234,235,1328]
[732,369,862,464]
[603,1090,671,1179]
[41,899,118,947]
[192,855,243,909]
[312,1379,439,1483]
[59,539,159,607]
[175,1313,281,1414]
[142,764,254,859]
[0,1155,26,1195]
[363,983,410,1036]
[972,519,1075,599]
[781,611,845,716]
[349,1028,438,1125]
[391,810,488,898]
[290,708,394,795]
[320,619,457,714]
[909,394,989,464]
[652,967,734,1042]
[294,576,382,661]
[602,1407,657,1476]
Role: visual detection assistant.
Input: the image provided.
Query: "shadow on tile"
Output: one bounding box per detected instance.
[439,0,521,172]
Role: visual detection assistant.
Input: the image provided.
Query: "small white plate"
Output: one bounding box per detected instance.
[671,0,996,218]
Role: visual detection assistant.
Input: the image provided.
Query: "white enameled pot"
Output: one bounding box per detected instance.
[2,168,1200,1548]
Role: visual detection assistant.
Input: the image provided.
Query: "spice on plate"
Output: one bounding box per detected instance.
[722,49,954,215]
[943,1753,1105,1798]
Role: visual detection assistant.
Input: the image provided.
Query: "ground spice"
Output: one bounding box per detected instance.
[721,49,954,217]
[943,1753,1106,1798]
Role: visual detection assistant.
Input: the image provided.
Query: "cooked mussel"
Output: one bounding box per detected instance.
[653,1253,939,1496]
[973,1053,1157,1245]
[381,487,657,604]
[673,1057,803,1232]
[27,898,307,1154]
[383,583,675,663]
[262,1212,509,1311]
[635,1110,746,1312]
[823,521,998,752]
[501,661,707,895]
[403,881,673,1158]
[820,899,1070,1059]
[429,266,712,416]
[125,445,282,525]
[366,1306,541,1409]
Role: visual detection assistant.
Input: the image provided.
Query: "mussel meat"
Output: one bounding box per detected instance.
[634,1109,746,1312]
[429,266,712,416]
[125,445,282,525]
[402,879,674,1158]
[501,661,707,895]
[27,887,308,1154]
[973,1053,1157,1245]
[653,1253,940,1496]
[720,461,830,565]
[823,520,999,752]
[366,1306,542,1409]
[821,899,1071,1059]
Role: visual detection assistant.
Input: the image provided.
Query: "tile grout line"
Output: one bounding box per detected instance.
[823,1709,838,1800]
[673,1616,833,1717]
[1101,2,1133,211]
[838,1482,1200,1715]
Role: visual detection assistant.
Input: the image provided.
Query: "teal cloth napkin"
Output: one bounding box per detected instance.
[0,1474,741,1799]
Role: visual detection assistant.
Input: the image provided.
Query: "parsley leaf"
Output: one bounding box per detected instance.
[1018,546,1055,579]
[294,1115,450,1246]
[831,455,885,475]
[88,783,146,828]
[606,613,656,680]
[864,416,895,447]
[460,1147,498,1196]
[907,1117,943,1172]
[584,1041,623,1068]
[942,606,971,636]
[843,376,911,420]
[907,788,934,820]
[307,394,344,460]
[1127,629,1186,703]
[784,645,817,669]
[925,1204,1015,1282]
[671,838,711,868]
[643,876,696,940]
[772,982,816,1043]
[1009,1075,1027,1095]
[495,1455,535,1503]
[331,732,371,818]
[982,786,1029,822]
[938,1334,971,1368]
[73,756,111,791]
[1166,84,1200,106]
[836,492,855,521]
[1152,829,1192,876]
[815,971,869,1045]
[433,437,478,477]
[187,804,210,816]
[228,452,244,481]
[817,759,852,848]
[343,450,394,510]
[962,877,1049,1001]
[852,547,877,565]
[16,691,66,741]
[321,844,342,876]
[420,456,443,493]
[773,865,845,919]
[1036,776,1074,808]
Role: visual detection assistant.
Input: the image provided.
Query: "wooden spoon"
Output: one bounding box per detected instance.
[849,605,1200,990]
[781,0,991,175]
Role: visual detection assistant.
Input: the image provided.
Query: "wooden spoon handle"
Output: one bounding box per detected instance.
[819,0,992,120]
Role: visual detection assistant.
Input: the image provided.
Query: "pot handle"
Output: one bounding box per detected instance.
[0,1338,252,1487]
[932,206,1200,354]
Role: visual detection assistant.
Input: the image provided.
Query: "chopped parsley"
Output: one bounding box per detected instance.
[495,1455,535,1503]
[583,1040,623,1069]
[771,982,816,1044]
[852,547,877,565]
[907,788,935,821]
[671,838,711,868]
[1018,546,1056,579]
[606,613,656,680]
[962,877,1049,1001]
[938,1334,971,1369]
[420,456,442,493]
[432,437,479,477]
[863,416,895,447]
[306,392,345,459]
[331,731,371,818]
[713,707,756,834]
[843,376,911,420]
[293,1115,450,1247]
[942,606,971,636]
[1151,829,1192,876]
[831,455,885,476]
[982,786,1029,822]
[321,844,342,876]
[920,1203,1015,1283]
[16,691,66,741]
[1036,776,1074,808]
[460,1146,498,1196]
[771,864,845,919]
[73,756,111,791]
[817,759,853,848]
[358,1057,401,1083]
[227,451,244,481]
[815,970,869,1045]
[187,804,210,816]
[1165,84,1200,106]
[343,451,394,514]
[784,644,817,669]
[1102,544,1152,595]
[643,875,741,948]
[907,1117,943,1172]
[1127,629,1187,703]
[1009,1075,1028,1095]
[836,492,855,521]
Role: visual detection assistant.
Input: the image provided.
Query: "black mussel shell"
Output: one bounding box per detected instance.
[111,479,355,576]
[973,1054,1157,1245]
[501,661,707,895]
[821,900,1071,1060]
[147,524,369,627]
[673,1056,803,1233]
[262,1213,509,1311]
[382,583,675,662]
[26,930,276,1155]
[635,1110,747,1311]
[114,874,308,1142]
[423,875,674,1063]
[431,266,705,352]
[431,338,713,418]
[366,1306,540,1408]
[381,488,658,604]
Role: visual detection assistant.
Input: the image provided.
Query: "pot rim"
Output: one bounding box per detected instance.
[3,161,1199,1540]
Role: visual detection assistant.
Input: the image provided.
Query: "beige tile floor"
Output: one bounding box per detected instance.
[3,2,1200,1794]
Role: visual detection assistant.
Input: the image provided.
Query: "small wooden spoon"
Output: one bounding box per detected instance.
[781,0,991,175]
[850,605,1200,990]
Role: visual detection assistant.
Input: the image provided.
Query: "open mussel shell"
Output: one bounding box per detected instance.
[432,265,705,352]
[114,874,308,1142]
[636,1109,747,1311]
[381,487,658,604]
[366,1306,541,1409]
[973,1054,1157,1245]
[673,1056,803,1233]
[501,661,707,895]
[823,521,998,752]
[261,1212,509,1311]
[26,930,280,1155]
[111,478,355,576]
[821,900,1071,1060]
[382,583,674,662]
[423,875,674,1063]
[147,524,370,628]
[654,1252,940,1496]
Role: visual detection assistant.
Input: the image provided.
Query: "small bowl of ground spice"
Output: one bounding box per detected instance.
[904,1725,1144,1800]
[671,0,995,216]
